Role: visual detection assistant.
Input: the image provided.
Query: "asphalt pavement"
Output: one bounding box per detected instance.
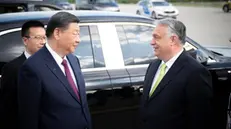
[119,4,231,48]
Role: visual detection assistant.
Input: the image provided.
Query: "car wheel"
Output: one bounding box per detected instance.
[223,5,229,12]
[136,10,141,15]
[151,11,156,19]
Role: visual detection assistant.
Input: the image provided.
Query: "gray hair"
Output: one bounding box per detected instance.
[156,18,186,45]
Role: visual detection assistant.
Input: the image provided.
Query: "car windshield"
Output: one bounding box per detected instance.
[58,2,69,5]
[95,0,116,4]
[152,1,169,6]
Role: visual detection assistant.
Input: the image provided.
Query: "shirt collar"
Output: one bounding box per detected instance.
[45,43,66,65]
[24,50,31,59]
[162,48,184,69]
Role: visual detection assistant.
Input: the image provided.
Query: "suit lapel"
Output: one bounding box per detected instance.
[19,53,27,61]
[67,54,85,104]
[143,60,161,103]
[148,51,187,101]
[41,46,80,103]
[67,54,91,125]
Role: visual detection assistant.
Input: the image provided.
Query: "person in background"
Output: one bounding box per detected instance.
[0,20,46,129]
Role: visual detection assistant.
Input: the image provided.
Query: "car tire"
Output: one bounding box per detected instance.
[136,10,141,15]
[223,5,229,12]
[151,11,156,19]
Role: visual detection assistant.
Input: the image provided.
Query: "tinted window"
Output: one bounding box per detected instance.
[0,4,27,14]
[138,1,144,6]
[74,26,94,69]
[152,1,169,6]
[89,25,105,68]
[0,31,24,63]
[95,0,116,4]
[116,25,154,65]
[34,5,61,11]
[116,25,134,65]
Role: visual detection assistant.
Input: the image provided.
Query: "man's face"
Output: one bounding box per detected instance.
[23,27,46,55]
[58,23,80,55]
[150,24,172,60]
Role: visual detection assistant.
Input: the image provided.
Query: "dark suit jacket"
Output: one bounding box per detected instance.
[140,51,213,129]
[18,46,91,129]
[0,54,26,129]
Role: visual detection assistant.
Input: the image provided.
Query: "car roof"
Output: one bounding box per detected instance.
[0,11,154,30]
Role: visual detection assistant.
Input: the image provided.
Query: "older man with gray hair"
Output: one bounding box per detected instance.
[140,18,213,129]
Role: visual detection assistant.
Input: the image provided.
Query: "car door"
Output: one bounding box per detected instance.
[115,23,155,87]
[0,28,24,87]
[89,23,133,129]
[95,23,131,89]
[142,0,151,16]
[77,25,111,91]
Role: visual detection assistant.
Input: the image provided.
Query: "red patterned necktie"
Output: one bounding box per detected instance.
[61,59,80,100]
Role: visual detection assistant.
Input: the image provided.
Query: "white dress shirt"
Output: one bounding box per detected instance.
[149,49,184,93]
[45,43,78,87]
[24,50,31,59]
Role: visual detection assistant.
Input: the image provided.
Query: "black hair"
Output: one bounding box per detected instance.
[21,20,45,37]
[46,11,80,38]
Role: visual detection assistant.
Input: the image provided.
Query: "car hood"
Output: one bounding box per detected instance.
[206,46,231,58]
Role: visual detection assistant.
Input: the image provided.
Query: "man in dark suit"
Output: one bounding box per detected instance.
[18,12,91,129]
[140,19,213,129]
[0,20,45,129]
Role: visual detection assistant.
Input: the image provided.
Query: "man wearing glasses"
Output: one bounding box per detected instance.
[0,20,46,129]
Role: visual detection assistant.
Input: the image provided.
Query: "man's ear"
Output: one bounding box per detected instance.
[22,37,28,46]
[171,34,179,45]
[53,28,61,40]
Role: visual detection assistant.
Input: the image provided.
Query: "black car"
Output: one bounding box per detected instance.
[0,0,63,14]
[55,1,73,10]
[0,11,231,129]
[76,0,120,12]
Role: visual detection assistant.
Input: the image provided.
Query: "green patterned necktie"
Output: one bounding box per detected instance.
[149,63,167,97]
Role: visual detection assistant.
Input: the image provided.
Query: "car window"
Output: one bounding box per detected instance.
[0,4,27,14]
[89,25,105,68]
[0,31,24,63]
[34,5,60,11]
[116,25,155,65]
[74,26,94,69]
[138,1,144,6]
[152,1,169,6]
[95,0,116,4]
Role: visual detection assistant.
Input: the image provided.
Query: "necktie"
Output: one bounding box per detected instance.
[149,63,167,97]
[62,59,80,100]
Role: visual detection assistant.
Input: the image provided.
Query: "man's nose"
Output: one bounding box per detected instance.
[40,37,46,44]
[76,36,80,43]
[150,38,156,45]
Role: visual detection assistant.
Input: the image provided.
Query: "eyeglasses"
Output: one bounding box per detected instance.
[25,35,46,41]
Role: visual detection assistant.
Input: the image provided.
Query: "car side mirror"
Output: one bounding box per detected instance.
[196,50,208,65]
[188,49,208,65]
